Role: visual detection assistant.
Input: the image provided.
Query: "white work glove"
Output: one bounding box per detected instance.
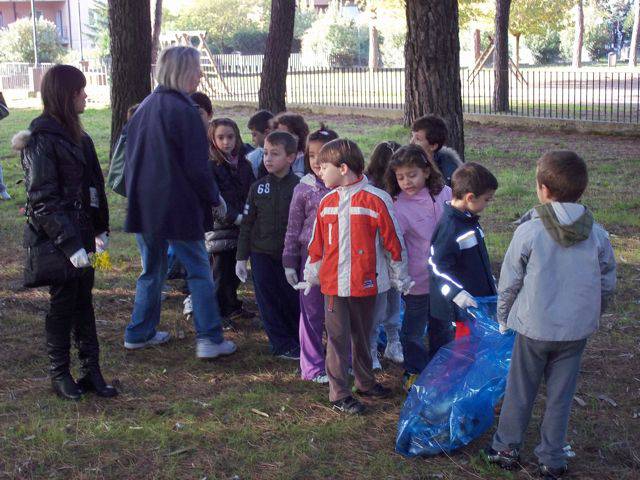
[293,281,312,296]
[498,322,511,335]
[452,290,478,310]
[95,231,109,253]
[284,268,299,288]
[393,278,415,295]
[212,195,228,220]
[235,260,248,283]
[234,214,243,226]
[69,248,91,268]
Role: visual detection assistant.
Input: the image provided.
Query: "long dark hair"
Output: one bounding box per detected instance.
[385,144,445,197]
[365,141,400,190]
[304,122,338,175]
[208,117,243,166]
[41,65,86,143]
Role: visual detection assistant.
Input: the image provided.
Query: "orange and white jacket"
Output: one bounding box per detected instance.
[304,176,410,297]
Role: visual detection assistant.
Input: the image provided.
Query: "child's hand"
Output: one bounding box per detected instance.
[235,260,248,283]
[453,290,478,310]
[95,231,109,253]
[284,268,298,288]
[392,278,415,295]
[293,281,312,296]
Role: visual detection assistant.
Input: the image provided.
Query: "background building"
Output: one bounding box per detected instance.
[0,0,93,55]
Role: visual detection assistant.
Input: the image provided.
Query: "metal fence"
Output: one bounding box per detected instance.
[2,60,639,124]
[0,62,55,90]
[203,65,640,124]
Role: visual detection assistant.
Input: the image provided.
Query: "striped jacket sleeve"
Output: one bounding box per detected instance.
[428,223,465,301]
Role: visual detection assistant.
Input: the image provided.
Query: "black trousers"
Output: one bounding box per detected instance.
[45,268,100,376]
[210,249,242,317]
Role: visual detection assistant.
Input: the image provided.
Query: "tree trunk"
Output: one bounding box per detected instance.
[630,0,640,67]
[369,24,381,69]
[493,0,511,112]
[369,8,380,69]
[108,0,152,153]
[404,0,465,159]
[258,0,295,113]
[151,0,163,65]
[474,29,481,61]
[573,0,584,69]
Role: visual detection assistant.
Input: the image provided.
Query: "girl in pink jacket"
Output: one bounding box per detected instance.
[385,144,452,391]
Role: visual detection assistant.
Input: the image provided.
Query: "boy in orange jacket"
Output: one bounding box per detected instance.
[296,139,413,414]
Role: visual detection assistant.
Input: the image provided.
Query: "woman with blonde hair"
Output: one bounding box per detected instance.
[123,46,237,359]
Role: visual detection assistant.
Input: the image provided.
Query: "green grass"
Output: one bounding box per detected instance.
[1,108,639,479]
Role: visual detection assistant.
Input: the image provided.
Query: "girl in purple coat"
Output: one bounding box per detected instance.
[283,124,338,383]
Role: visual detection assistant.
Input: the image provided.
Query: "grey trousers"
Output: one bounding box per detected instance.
[324,295,377,402]
[492,333,587,469]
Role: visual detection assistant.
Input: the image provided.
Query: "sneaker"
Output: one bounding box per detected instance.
[402,372,418,392]
[311,373,329,384]
[371,350,382,371]
[182,295,193,315]
[539,463,567,479]
[276,349,300,361]
[196,339,237,359]
[354,383,392,398]
[483,446,521,470]
[124,331,171,350]
[0,191,10,200]
[331,395,365,415]
[384,341,404,364]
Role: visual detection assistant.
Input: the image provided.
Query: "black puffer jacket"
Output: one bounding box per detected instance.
[205,156,255,253]
[14,114,109,257]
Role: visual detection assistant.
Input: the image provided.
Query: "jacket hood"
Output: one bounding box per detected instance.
[13,114,75,151]
[437,146,463,167]
[534,202,593,247]
[11,130,31,151]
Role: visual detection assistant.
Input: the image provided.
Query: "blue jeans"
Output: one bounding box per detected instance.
[125,234,224,344]
[0,163,8,195]
[400,294,430,374]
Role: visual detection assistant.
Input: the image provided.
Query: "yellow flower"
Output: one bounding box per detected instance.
[90,251,113,271]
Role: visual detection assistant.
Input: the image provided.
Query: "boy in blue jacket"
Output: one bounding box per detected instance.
[484,151,616,479]
[428,162,498,358]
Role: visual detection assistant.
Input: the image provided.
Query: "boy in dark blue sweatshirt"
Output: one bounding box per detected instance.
[428,162,499,358]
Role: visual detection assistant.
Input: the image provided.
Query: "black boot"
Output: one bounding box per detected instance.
[47,334,82,401]
[75,309,118,398]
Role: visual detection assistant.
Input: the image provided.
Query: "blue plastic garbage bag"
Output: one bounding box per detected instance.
[395,296,515,457]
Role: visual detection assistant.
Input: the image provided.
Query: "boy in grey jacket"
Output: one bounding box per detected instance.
[484,151,616,479]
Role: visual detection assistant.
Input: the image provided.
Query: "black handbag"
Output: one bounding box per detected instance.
[23,221,81,288]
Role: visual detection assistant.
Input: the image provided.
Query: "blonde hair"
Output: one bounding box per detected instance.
[155,46,201,92]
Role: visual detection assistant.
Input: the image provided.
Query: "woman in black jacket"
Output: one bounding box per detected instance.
[15,65,117,400]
